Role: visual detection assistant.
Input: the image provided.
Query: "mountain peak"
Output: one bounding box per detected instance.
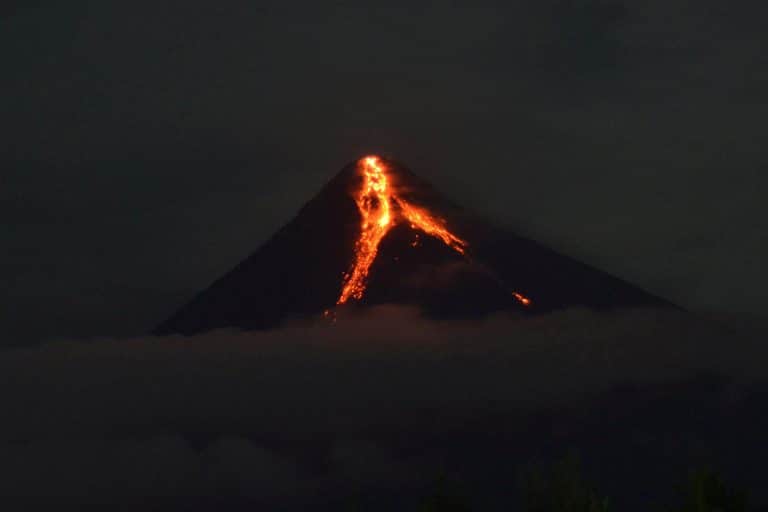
[154,156,672,336]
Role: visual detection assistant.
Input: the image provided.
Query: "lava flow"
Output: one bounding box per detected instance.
[335,156,531,308]
[336,156,394,304]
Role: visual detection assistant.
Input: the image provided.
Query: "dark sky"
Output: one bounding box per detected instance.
[2,1,767,345]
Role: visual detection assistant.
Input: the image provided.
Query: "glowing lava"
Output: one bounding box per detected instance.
[512,292,531,306]
[336,157,394,304]
[335,156,531,308]
[398,201,467,256]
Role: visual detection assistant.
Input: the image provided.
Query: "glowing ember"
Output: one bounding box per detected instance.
[512,292,531,306]
[335,156,531,308]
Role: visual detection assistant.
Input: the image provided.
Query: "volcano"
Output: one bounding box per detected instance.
[155,156,673,335]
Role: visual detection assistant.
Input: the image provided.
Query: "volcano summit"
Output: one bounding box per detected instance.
[155,156,671,335]
[330,156,529,309]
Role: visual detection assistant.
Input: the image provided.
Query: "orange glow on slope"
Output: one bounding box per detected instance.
[335,156,531,308]
[512,292,531,306]
[398,201,467,256]
[337,157,393,304]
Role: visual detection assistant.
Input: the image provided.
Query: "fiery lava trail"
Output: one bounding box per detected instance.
[336,156,394,304]
[335,156,531,308]
[398,200,467,256]
[512,292,531,306]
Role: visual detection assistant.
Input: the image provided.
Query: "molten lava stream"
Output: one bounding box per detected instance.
[334,155,531,309]
[397,200,467,255]
[512,291,531,306]
[336,157,393,305]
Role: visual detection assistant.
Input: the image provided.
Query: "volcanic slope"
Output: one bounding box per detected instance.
[154,157,673,335]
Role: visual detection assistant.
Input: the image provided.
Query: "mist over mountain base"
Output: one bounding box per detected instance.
[2,306,766,511]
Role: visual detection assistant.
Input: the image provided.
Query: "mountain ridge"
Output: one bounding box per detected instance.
[154,157,674,335]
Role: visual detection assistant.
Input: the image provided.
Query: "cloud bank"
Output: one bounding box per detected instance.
[1,307,766,510]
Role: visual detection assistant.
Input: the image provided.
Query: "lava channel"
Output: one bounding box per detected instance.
[335,155,531,308]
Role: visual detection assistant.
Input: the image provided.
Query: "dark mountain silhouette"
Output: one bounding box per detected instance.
[154,157,673,335]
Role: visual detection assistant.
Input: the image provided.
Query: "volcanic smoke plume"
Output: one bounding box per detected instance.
[155,156,672,336]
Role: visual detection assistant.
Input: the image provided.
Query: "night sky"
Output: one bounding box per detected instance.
[3,1,767,345]
[2,3,768,509]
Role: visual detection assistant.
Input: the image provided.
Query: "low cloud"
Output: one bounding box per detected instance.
[1,307,766,510]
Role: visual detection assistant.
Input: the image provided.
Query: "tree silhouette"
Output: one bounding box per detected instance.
[418,474,473,512]
[520,454,610,512]
[667,468,747,512]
